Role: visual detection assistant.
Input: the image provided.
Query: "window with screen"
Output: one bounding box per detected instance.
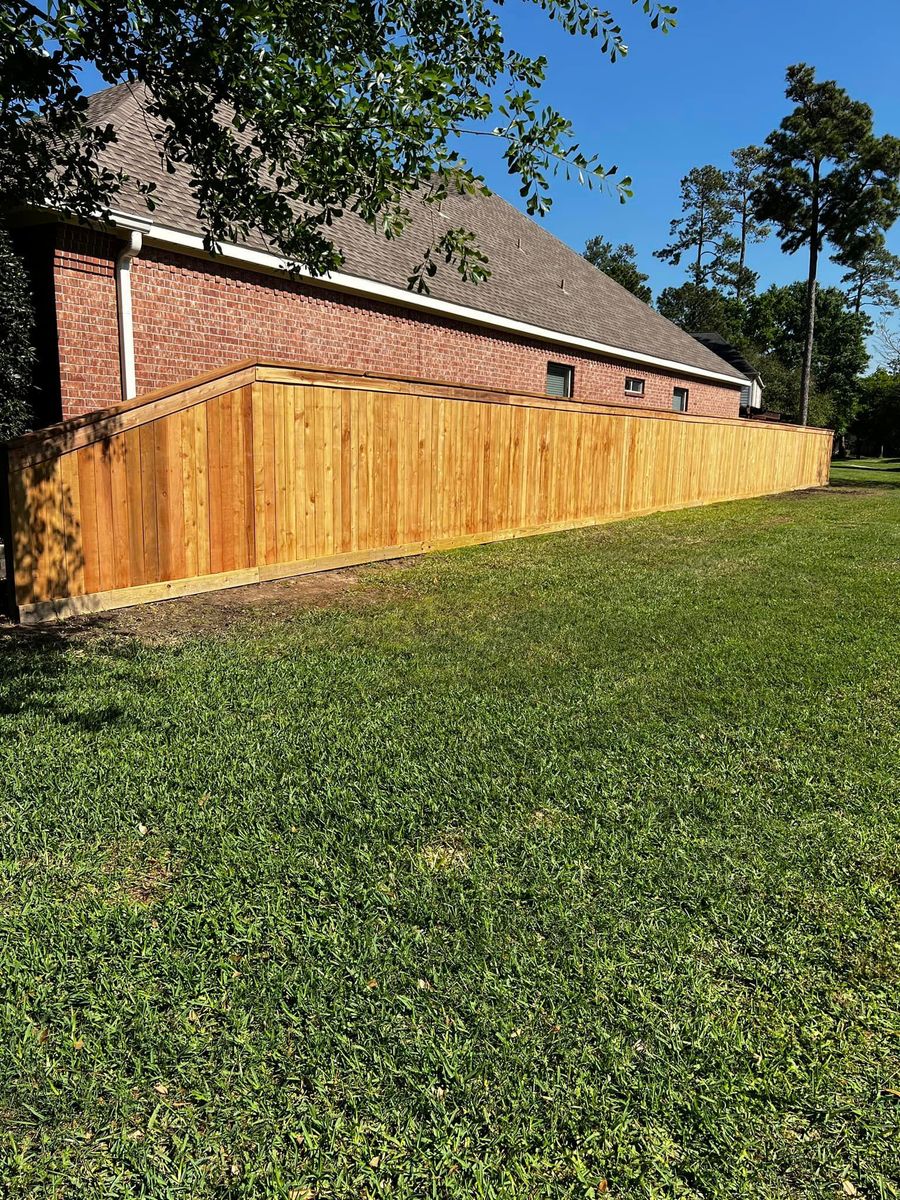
[546,362,574,398]
[624,376,645,396]
[672,387,689,413]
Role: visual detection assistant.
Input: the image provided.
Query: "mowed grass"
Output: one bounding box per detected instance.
[830,456,900,488]
[1,467,899,1199]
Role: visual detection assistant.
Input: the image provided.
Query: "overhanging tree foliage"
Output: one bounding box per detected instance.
[752,64,900,425]
[583,236,652,302]
[1,0,678,290]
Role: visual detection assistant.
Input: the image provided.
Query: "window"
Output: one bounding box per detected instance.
[672,387,689,413]
[546,362,574,398]
[624,376,645,397]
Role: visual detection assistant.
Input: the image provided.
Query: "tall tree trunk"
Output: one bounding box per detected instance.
[695,203,704,288]
[799,166,820,427]
[736,198,748,302]
[800,254,817,426]
[853,277,863,316]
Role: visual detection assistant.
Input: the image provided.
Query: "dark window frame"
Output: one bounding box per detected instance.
[672,387,689,413]
[545,361,574,399]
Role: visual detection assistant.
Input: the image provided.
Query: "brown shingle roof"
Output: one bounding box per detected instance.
[80,82,746,384]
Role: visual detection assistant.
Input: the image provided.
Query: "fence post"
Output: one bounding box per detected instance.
[0,446,20,622]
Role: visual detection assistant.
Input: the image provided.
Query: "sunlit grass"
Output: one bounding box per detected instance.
[1,471,898,1197]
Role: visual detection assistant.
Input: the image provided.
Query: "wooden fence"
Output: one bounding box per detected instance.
[2,360,833,622]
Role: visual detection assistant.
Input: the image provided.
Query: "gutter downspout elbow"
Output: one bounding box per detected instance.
[116,230,143,401]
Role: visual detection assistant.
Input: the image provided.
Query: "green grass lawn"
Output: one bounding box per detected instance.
[830,456,900,488]
[1,466,899,1199]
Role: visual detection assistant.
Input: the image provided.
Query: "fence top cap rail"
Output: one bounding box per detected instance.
[5,358,834,458]
[5,359,260,452]
[256,364,834,435]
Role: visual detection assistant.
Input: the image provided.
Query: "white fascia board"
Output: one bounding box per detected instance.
[107,210,747,389]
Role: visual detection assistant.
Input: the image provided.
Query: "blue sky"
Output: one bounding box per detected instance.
[76,0,900,308]
[456,0,900,302]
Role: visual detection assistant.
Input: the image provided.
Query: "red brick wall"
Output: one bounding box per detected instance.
[54,226,122,418]
[51,229,741,420]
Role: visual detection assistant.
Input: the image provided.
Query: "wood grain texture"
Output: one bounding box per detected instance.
[6,363,834,615]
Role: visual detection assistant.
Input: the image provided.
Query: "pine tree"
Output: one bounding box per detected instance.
[752,64,900,424]
[725,146,770,302]
[833,232,900,315]
[583,237,652,303]
[654,165,733,288]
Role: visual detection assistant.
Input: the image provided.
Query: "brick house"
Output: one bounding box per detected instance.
[12,83,747,427]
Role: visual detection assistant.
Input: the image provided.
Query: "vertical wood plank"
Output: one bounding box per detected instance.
[137,422,159,583]
[5,369,832,617]
[25,460,67,602]
[252,381,267,570]
[261,383,278,567]
[363,389,376,551]
[301,386,317,559]
[107,433,132,589]
[121,428,145,586]
[273,381,288,562]
[77,445,101,596]
[167,415,187,582]
[8,466,37,606]
[351,390,365,551]
[312,385,326,556]
[339,389,352,553]
[206,395,224,575]
[153,418,173,581]
[58,451,85,598]
[218,389,239,572]
[386,393,399,546]
[321,385,336,557]
[243,385,257,567]
[180,409,199,581]
[193,402,211,578]
[90,441,117,592]
[370,390,384,549]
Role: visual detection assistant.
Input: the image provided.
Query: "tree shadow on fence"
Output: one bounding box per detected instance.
[1,448,86,621]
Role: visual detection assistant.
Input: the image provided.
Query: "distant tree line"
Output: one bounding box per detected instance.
[583,64,900,450]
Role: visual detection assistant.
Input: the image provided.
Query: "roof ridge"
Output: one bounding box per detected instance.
[84,78,149,119]
[61,83,746,384]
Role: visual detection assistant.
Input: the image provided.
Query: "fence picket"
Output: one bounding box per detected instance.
[4,362,834,621]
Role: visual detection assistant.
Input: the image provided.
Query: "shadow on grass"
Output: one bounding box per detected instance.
[830,461,900,490]
[0,620,150,730]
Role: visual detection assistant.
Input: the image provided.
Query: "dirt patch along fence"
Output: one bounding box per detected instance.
[3,360,833,622]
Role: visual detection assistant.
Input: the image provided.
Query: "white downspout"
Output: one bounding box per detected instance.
[115,230,143,401]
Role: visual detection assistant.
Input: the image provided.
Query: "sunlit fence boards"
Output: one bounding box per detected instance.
[3,360,833,622]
